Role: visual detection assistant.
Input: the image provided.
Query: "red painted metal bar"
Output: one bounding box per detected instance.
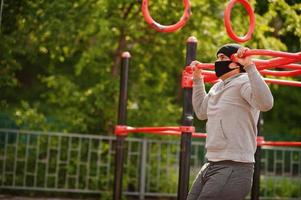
[135,130,183,137]
[130,130,207,138]
[188,61,301,72]
[231,49,301,70]
[242,49,301,59]
[115,126,197,135]
[141,0,191,32]
[115,125,300,147]
[126,126,180,132]
[253,59,297,70]
[194,69,301,87]
[264,78,301,87]
[255,57,300,70]
[186,63,301,87]
[190,60,301,71]
[190,61,301,71]
[115,125,181,135]
[279,63,301,70]
[197,67,301,78]
[200,75,301,87]
[261,141,301,147]
[259,69,301,77]
[192,63,215,70]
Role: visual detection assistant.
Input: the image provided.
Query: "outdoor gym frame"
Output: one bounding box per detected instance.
[115,0,301,199]
[113,36,301,200]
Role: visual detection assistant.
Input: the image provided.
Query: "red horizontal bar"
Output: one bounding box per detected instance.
[244,49,301,59]
[255,57,300,70]
[254,60,301,70]
[202,69,301,78]
[261,141,301,147]
[136,130,182,137]
[115,126,300,147]
[202,70,301,87]
[264,78,301,87]
[281,63,301,70]
[115,126,196,135]
[194,63,215,70]
[259,69,301,77]
[231,49,301,70]
[132,130,207,138]
[126,126,180,133]
[149,132,300,147]
[189,62,301,76]
[193,133,207,138]
[200,69,301,87]
[201,70,216,77]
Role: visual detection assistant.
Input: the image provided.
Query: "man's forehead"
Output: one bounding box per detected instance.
[217,53,229,57]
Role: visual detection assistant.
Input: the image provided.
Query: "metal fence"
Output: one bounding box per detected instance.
[0,129,300,199]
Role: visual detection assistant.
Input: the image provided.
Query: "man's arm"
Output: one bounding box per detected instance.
[190,61,209,120]
[192,78,209,120]
[240,64,274,112]
[236,47,274,112]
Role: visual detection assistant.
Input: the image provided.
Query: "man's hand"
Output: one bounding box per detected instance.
[236,47,254,67]
[190,61,203,80]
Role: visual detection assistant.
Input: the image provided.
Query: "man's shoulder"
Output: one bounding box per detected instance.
[211,80,223,89]
[234,73,249,84]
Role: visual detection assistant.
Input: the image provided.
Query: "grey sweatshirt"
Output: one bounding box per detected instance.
[192,65,274,163]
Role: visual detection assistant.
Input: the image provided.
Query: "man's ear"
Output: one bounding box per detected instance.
[229,62,239,69]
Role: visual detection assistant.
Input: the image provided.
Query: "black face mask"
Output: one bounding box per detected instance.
[214,61,245,77]
[215,44,246,77]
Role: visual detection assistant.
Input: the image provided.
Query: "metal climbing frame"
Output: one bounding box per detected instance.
[113,36,301,200]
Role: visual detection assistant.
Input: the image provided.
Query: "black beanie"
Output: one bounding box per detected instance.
[216,44,242,58]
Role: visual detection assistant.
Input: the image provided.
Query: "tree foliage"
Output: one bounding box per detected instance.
[0,0,300,140]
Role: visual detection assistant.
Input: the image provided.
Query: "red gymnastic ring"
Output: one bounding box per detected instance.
[224,0,255,43]
[141,0,191,32]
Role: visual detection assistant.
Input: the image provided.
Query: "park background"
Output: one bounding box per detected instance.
[0,0,300,199]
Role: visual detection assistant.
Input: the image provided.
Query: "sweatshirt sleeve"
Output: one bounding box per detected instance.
[240,64,274,112]
[192,78,209,120]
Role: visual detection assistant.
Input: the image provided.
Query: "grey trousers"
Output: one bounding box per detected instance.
[187,160,254,200]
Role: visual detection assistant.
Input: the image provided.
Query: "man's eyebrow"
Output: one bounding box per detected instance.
[217,54,227,58]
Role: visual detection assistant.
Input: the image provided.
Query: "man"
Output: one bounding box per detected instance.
[187,44,274,200]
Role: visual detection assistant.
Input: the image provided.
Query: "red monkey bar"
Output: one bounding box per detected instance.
[231,49,301,70]
[184,48,301,87]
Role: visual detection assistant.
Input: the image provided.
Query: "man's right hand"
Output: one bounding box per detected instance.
[190,61,203,80]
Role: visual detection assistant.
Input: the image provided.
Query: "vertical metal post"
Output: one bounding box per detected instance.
[139,138,147,200]
[113,52,130,200]
[177,36,197,200]
[0,0,4,32]
[251,113,263,200]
